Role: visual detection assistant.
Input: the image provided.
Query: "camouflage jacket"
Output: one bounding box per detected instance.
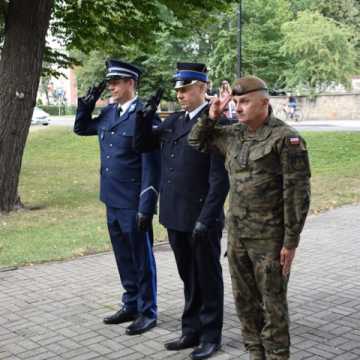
[188,113,311,248]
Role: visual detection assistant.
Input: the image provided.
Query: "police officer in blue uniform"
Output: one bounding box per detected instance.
[74,59,160,336]
[134,63,229,359]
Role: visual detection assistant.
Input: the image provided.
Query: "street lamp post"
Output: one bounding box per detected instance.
[236,0,242,78]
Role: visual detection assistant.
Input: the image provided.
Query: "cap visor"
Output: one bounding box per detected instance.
[106,74,133,80]
[174,80,201,89]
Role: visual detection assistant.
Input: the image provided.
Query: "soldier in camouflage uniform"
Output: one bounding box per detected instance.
[188,76,311,360]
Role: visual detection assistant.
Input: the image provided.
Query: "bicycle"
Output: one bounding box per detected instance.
[273,104,303,122]
[287,106,303,122]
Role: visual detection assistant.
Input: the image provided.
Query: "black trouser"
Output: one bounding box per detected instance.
[168,225,224,344]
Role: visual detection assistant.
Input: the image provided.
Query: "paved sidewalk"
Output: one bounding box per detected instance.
[1,205,360,360]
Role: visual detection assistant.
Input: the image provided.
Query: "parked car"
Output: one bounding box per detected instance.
[31,107,50,126]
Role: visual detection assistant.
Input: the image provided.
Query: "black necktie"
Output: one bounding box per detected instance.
[184,113,190,122]
[117,106,122,117]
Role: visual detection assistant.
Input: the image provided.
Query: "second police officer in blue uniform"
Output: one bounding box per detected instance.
[134,63,230,359]
[74,60,161,336]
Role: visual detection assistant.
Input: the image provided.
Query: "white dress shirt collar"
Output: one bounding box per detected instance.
[186,101,208,120]
[118,96,138,115]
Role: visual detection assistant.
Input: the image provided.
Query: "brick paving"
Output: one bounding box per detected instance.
[1,205,360,359]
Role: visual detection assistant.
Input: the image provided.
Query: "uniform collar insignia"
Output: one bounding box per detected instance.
[129,103,136,113]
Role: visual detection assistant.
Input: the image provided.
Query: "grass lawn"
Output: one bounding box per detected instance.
[0,127,359,267]
[304,131,360,213]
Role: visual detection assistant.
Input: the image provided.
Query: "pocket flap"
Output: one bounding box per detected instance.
[249,145,273,161]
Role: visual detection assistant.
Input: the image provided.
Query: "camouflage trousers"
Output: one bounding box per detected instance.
[227,236,290,360]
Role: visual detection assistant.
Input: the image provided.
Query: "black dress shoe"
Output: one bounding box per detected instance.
[125,315,157,335]
[103,308,137,325]
[190,343,221,360]
[164,335,199,351]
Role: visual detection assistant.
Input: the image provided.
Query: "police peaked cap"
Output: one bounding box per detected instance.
[173,62,208,89]
[105,59,142,81]
[232,76,268,96]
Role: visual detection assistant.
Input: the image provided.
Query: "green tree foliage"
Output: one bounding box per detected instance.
[174,0,292,88]
[206,9,237,84]
[280,10,358,92]
[314,0,360,64]
[310,0,360,26]
[75,0,293,98]
[73,7,232,100]
[289,0,360,66]
[0,0,230,76]
[51,0,230,74]
[208,0,360,90]
[242,0,292,87]
[74,0,360,98]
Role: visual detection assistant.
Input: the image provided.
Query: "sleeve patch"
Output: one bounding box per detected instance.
[289,152,310,172]
[289,136,300,145]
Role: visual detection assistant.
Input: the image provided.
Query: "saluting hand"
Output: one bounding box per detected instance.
[280,246,296,276]
[209,94,232,120]
[79,80,106,112]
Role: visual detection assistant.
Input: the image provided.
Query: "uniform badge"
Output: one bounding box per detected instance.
[289,137,300,145]
[129,103,136,113]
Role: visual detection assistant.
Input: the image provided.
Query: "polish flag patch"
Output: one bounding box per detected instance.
[289,137,300,145]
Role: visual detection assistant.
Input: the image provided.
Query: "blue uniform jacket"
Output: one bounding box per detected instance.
[74,99,161,215]
[134,105,230,232]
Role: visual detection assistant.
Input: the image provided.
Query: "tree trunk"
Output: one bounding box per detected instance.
[0,0,53,213]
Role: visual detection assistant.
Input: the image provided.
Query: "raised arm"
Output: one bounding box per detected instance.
[188,95,234,156]
[188,113,232,157]
[74,81,106,136]
[133,88,164,153]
